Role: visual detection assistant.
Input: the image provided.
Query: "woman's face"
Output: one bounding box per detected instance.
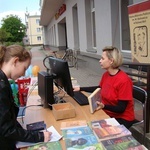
[99,51,113,70]
[11,58,31,80]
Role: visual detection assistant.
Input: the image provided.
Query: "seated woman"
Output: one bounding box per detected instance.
[75,46,135,129]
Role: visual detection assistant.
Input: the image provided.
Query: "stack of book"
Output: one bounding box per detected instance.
[60,118,148,150]
[90,118,148,150]
[91,118,131,142]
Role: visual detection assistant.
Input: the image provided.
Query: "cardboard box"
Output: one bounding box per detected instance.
[52,102,76,120]
[128,1,150,63]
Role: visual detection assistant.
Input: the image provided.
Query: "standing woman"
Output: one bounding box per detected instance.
[0,45,51,150]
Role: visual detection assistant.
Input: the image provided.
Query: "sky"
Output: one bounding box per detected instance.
[0,0,40,26]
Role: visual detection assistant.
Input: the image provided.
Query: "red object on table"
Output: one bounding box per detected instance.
[17,78,31,106]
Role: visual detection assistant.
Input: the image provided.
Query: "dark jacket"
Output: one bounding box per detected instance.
[0,70,44,150]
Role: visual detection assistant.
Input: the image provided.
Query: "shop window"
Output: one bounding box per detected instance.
[91,0,96,48]
[120,0,133,51]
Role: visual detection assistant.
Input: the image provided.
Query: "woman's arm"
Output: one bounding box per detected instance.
[80,86,100,93]
[97,100,128,113]
[104,100,128,113]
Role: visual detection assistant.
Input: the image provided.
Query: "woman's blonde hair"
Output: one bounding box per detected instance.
[0,45,32,68]
[102,46,123,68]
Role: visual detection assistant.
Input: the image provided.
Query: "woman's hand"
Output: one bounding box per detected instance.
[43,131,52,142]
[96,101,105,110]
[73,86,80,91]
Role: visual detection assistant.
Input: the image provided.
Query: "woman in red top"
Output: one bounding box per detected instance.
[76,46,135,129]
[97,46,135,128]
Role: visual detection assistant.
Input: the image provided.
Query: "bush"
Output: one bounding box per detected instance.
[3,42,24,47]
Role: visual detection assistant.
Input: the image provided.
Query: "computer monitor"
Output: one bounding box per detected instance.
[48,57,74,97]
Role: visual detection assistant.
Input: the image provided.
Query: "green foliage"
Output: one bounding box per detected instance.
[4,41,24,47]
[1,15,26,42]
[0,28,10,44]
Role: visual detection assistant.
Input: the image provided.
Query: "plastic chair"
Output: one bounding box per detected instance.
[132,85,147,144]
[17,78,31,106]
[9,79,19,106]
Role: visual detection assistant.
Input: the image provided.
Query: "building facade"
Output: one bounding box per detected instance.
[39,0,145,73]
[26,15,43,45]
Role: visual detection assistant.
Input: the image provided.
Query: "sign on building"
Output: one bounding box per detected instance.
[128,1,150,63]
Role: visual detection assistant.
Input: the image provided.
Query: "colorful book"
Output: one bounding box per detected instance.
[92,124,131,141]
[91,118,120,128]
[62,126,94,139]
[27,141,62,150]
[101,135,142,150]
[66,143,104,150]
[88,88,101,113]
[127,144,148,150]
[65,134,98,149]
[26,121,46,131]
[60,120,87,130]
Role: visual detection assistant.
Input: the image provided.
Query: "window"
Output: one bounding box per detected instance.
[37,28,41,32]
[37,36,41,41]
[36,19,40,24]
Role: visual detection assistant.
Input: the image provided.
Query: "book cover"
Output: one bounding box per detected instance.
[26,121,46,131]
[127,144,148,150]
[65,134,98,149]
[88,88,101,113]
[92,124,131,141]
[101,135,141,150]
[91,118,120,128]
[27,141,62,150]
[66,143,104,150]
[60,120,87,130]
[62,126,94,139]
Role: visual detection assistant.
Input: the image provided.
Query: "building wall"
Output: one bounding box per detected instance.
[28,15,43,45]
[41,0,145,73]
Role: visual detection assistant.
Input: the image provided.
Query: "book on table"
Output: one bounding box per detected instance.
[101,135,143,150]
[65,142,104,150]
[60,120,87,130]
[61,125,104,150]
[90,117,120,128]
[62,126,94,139]
[127,144,148,150]
[88,88,101,113]
[92,124,131,142]
[26,121,46,131]
[64,133,99,149]
[27,141,62,150]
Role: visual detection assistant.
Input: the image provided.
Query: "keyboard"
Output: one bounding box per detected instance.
[73,91,89,105]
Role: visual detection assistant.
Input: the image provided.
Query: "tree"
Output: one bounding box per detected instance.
[0,28,10,44]
[1,15,26,42]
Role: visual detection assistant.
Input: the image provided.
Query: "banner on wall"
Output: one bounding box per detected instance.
[128,1,150,63]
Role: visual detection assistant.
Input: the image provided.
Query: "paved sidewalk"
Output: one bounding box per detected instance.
[30,46,102,87]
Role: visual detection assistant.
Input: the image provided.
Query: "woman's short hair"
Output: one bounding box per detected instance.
[102,46,123,68]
